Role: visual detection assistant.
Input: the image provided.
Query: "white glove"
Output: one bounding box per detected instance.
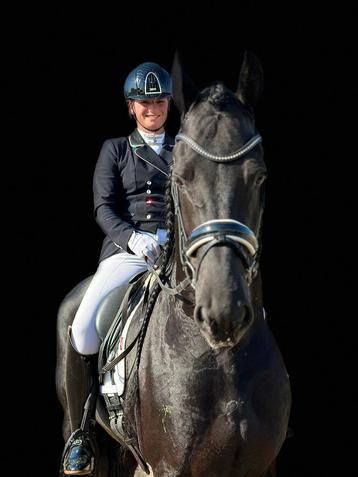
[128,231,161,265]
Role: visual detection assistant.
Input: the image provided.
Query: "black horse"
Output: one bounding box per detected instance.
[56,51,291,476]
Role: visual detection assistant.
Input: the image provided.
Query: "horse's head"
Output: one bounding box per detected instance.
[171,51,266,350]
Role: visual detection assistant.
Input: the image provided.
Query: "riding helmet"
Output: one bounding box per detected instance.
[123,62,172,100]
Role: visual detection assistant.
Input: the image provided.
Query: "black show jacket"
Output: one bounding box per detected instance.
[93,128,174,262]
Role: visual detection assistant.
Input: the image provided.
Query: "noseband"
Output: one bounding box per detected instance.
[171,132,263,290]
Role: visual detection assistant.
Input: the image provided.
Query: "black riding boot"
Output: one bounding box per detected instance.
[62,328,98,476]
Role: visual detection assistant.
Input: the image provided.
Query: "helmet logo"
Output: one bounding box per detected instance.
[124,62,171,99]
[145,72,162,95]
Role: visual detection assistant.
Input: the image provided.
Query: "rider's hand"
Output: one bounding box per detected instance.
[128,231,161,266]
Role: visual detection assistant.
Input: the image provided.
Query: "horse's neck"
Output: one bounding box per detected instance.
[170,255,195,317]
[250,271,265,319]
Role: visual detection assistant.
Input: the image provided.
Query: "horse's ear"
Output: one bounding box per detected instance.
[171,50,199,116]
[236,50,264,113]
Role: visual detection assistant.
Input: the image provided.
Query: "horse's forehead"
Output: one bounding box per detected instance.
[179,102,258,162]
[186,100,252,138]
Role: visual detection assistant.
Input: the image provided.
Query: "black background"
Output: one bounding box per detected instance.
[3,3,355,476]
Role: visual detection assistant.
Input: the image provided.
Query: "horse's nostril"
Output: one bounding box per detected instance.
[194,306,204,324]
[195,308,218,336]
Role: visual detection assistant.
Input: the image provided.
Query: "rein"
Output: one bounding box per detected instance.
[151,131,263,294]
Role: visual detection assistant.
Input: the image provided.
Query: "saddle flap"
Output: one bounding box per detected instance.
[95,285,130,340]
[95,270,147,340]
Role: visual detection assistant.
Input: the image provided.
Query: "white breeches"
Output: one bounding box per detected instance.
[71,252,149,355]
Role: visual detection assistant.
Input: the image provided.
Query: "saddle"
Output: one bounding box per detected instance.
[94,270,156,474]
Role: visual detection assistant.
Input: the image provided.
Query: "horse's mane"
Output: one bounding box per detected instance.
[123,172,175,437]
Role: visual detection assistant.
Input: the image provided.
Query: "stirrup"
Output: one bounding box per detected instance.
[63,429,95,476]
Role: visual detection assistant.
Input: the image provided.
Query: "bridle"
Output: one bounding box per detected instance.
[171,131,263,291]
[148,130,264,295]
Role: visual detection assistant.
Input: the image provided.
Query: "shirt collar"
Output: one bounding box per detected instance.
[128,128,174,148]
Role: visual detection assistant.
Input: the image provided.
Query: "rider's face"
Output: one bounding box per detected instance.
[130,99,169,133]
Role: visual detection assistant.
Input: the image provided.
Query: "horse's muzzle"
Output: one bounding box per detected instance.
[194,302,253,349]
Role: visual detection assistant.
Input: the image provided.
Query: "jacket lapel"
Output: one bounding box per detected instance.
[129,129,174,177]
[160,134,174,167]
